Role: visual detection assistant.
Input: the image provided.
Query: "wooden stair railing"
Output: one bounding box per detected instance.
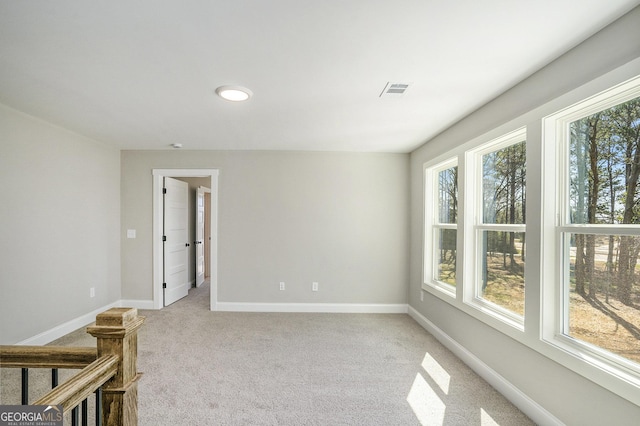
[0,346,98,368]
[0,307,145,426]
[34,355,119,411]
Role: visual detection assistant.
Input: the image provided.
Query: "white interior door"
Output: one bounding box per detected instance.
[195,187,206,287]
[164,177,189,306]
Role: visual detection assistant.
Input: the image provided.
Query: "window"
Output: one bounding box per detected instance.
[424,159,458,296]
[466,129,527,324]
[544,76,640,377]
[421,69,640,404]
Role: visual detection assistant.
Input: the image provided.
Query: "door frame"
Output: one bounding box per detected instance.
[152,169,219,311]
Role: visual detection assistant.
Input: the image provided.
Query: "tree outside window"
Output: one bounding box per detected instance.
[565,95,640,364]
[436,166,458,286]
[479,140,526,316]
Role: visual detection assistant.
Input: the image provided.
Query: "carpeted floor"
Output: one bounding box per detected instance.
[1,283,534,425]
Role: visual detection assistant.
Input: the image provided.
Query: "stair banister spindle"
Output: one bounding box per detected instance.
[21,368,28,405]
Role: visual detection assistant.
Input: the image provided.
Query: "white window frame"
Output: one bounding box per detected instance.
[464,128,527,330]
[542,75,640,389]
[423,158,458,297]
[420,63,640,406]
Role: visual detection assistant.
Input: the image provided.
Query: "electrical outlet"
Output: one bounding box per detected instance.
[280,282,285,291]
[312,282,318,292]
[90,287,95,298]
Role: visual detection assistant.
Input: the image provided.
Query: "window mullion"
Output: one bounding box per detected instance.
[559,224,640,235]
[434,223,457,230]
[476,224,526,232]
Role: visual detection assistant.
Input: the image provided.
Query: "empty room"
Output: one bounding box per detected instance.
[1,1,640,425]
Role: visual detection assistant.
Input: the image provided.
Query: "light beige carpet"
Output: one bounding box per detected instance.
[1,283,533,425]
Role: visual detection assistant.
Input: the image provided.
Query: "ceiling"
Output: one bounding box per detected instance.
[0,1,638,153]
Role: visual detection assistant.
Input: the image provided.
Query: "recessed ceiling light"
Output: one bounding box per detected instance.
[215,85,253,102]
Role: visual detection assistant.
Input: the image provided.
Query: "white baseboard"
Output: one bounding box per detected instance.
[120,299,155,310]
[407,306,562,426]
[17,301,121,346]
[15,300,406,346]
[217,302,408,314]
[16,299,156,346]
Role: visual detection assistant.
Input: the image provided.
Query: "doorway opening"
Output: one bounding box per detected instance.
[152,169,219,311]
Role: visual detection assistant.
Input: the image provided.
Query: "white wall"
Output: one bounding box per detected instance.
[0,104,121,344]
[121,150,409,306]
[409,7,640,424]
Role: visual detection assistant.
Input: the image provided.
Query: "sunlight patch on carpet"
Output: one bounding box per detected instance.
[421,352,450,394]
[481,408,500,425]
[407,372,445,425]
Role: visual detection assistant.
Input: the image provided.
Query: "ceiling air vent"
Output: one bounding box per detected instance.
[380,82,410,97]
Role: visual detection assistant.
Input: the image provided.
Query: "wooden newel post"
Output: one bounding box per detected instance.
[87,308,145,426]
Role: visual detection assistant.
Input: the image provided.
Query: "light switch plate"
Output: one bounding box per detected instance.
[127,229,136,239]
